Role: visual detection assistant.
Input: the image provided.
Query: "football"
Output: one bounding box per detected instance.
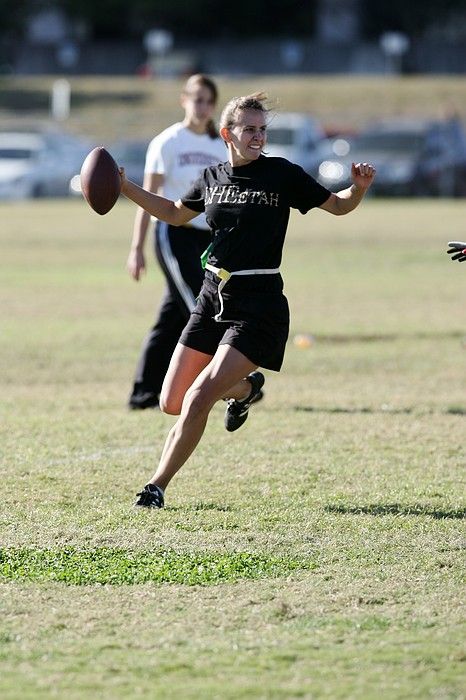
[80,147,121,215]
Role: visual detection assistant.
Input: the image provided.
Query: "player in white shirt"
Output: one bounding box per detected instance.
[127,74,225,409]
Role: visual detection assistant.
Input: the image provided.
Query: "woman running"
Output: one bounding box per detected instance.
[119,92,376,508]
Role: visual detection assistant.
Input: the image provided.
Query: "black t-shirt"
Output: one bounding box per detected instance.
[181,155,331,271]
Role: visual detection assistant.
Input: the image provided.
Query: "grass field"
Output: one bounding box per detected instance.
[1,197,466,699]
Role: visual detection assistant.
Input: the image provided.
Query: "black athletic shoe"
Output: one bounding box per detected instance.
[134,483,164,509]
[250,388,264,405]
[224,371,265,432]
[128,392,159,410]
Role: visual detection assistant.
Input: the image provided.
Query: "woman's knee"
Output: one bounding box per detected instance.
[160,382,213,416]
[159,390,182,415]
[181,386,216,421]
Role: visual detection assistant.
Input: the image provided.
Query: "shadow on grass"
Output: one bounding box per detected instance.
[324,503,466,520]
[167,503,234,513]
[312,330,464,343]
[71,91,145,107]
[0,89,49,110]
[295,405,466,416]
[0,88,145,112]
[446,406,466,415]
[295,406,415,415]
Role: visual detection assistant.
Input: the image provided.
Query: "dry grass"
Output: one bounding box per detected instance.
[0,198,465,698]
[1,75,466,141]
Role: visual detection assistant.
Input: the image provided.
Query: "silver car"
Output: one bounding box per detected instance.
[265,112,325,173]
[310,119,466,197]
[0,130,91,199]
[69,139,148,196]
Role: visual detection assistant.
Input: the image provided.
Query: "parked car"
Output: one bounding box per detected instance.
[265,112,325,173]
[69,139,148,196]
[310,118,466,197]
[0,130,92,199]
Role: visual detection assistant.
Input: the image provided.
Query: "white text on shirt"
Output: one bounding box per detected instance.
[205,185,279,207]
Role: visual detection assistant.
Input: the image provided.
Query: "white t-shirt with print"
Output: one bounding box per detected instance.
[145,122,226,229]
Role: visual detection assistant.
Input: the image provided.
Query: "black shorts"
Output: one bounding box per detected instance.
[178,271,290,371]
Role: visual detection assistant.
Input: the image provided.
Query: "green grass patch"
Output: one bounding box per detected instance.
[0,547,314,585]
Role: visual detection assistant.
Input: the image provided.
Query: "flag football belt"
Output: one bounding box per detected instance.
[205,263,280,322]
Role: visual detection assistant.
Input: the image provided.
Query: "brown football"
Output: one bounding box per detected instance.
[80,147,121,215]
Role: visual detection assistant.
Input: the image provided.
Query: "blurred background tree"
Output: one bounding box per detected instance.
[60,0,317,39]
[3,0,464,41]
[361,0,466,38]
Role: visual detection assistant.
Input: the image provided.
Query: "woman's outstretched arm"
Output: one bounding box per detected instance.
[120,168,198,226]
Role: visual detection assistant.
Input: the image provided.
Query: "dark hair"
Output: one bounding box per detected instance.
[182,74,219,139]
[219,92,269,135]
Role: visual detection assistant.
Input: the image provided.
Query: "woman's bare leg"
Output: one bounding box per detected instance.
[156,343,252,468]
[159,342,253,415]
[155,344,213,467]
[147,345,257,491]
[159,343,214,415]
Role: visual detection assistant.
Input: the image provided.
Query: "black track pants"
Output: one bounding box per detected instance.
[130,221,211,398]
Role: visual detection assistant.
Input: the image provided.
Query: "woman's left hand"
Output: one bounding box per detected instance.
[351,162,376,191]
[447,241,466,262]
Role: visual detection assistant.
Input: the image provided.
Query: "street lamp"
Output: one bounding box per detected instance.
[379,31,410,74]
